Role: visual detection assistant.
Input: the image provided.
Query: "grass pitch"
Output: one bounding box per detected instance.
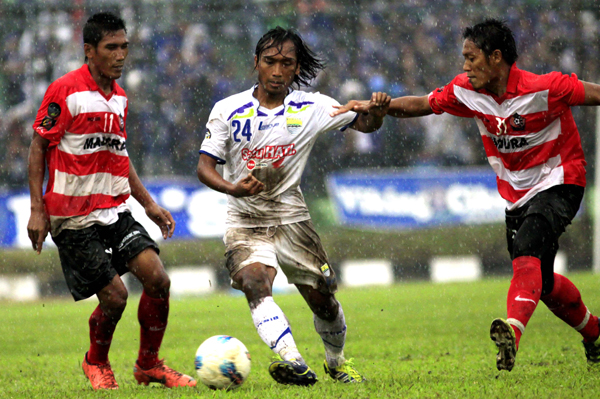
[1,273,600,398]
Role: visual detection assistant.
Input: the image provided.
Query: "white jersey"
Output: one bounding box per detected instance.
[200,86,358,227]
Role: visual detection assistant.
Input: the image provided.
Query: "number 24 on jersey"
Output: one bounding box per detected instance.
[232,119,252,142]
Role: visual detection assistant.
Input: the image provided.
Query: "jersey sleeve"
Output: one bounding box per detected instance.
[314,93,358,134]
[32,81,72,145]
[199,102,229,164]
[428,77,476,118]
[548,71,586,106]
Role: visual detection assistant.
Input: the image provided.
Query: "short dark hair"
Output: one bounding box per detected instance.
[463,19,518,65]
[254,27,325,88]
[83,12,127,48]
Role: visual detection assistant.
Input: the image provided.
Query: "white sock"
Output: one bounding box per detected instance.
[250,296,303,362]
[314,302,346,368]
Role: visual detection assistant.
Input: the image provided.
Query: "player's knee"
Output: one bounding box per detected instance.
[312,297,339,321]
[241,277,271,298]
[113,295,128,315]
[142,272,171,298]
[101,287,128,318]
[238,271,272,300]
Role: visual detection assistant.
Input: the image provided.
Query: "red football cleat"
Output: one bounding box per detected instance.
[82,352,119,390]
[134,359,197,388]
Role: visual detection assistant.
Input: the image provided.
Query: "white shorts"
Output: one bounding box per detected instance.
[223,220,337,294]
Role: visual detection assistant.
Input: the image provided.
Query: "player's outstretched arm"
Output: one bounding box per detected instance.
[331,94,433,119]
[27,132,50,254]
[197,154,264,198]
[129,160,175,239]
[581,81,600,106]
[330,99,372,116]
[351,91,392,133]
[387,95,434,118]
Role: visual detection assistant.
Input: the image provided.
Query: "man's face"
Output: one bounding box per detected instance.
[85,29,129,80]
[462,39,496,90]
[255,40,299,96]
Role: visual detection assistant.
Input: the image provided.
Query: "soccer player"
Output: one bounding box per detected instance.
[26,13,196,390]
[332,18,600,371]
[196,27,390,385]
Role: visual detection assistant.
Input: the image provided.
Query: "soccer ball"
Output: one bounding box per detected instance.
[194,335,251,390]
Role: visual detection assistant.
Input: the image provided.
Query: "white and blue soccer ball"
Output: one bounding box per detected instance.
[194,335,251,390]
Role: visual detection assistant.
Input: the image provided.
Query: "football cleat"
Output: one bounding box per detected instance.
[134,359,197,388]
[583,321,600,368]
[82,352,119,390]
[490,318,517,371]
[268,358,318,386]
[323,358,365,383]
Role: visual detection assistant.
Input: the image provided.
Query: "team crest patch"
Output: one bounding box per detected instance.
[40,116,56,130]
[47,102,61,118]
[205,129,211,139]
[118,114,125,131]
[508,113,525,131]
[286,117,302,134]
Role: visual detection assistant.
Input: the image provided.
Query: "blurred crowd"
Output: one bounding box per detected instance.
[1,0,599,196]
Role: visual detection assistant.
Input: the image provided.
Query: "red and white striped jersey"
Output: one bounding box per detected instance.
[428,63,586,210]
[32,64,130,232]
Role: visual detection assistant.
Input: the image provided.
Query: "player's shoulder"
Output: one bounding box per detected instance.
[211,88,256,118]
[53,66,89,89]
[287,90,338,107]
[47,65,98,98]
[45,71,77,96]
[214,89,254,110]
[292,90,328,101]
[430,73,472,97]
[518,68,545,82]
[519,69,570,90]
[447,73,472,90]
[519,70,577,92]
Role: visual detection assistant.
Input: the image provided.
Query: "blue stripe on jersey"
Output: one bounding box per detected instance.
[227,102,254,121]
[257,109,268,117]
[287,101,314,109]
[270,326,292,350]
[340,112,360,131]
[199,150,226,164]
[275,108,285,116]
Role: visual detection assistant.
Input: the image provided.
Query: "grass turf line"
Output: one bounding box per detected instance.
[0,272,599,398]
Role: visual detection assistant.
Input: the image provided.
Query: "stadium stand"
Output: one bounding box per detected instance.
[1,0,598,196]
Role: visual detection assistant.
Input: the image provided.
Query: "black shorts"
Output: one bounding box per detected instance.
[505,184,584,256]
[52,212,159,301]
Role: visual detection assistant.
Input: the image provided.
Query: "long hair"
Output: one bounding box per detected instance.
[463,19,518,65]
[254,27,325,88]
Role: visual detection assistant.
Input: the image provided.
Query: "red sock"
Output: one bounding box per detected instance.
[137,290,169,369]
[87,305,119,365]
[540,273,600,343]
[506,256,542,349]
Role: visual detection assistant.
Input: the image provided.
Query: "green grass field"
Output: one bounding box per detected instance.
[1,273,600,398]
